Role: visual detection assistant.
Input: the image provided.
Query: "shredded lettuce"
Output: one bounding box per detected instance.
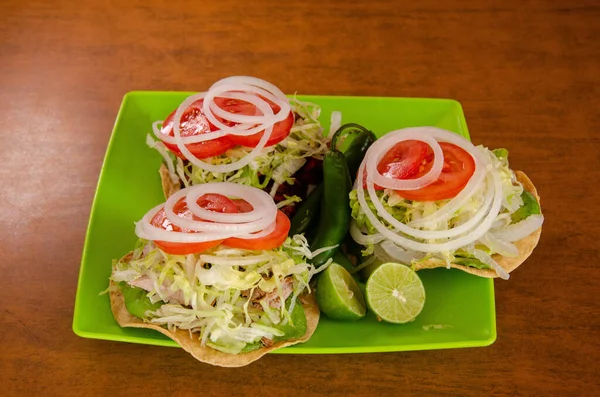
[111,237,320,354]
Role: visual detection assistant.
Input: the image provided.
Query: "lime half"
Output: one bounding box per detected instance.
[316,262,366,321]
[365,262,425,324]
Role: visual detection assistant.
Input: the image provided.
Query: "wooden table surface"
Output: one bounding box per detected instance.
[1,0,598,395]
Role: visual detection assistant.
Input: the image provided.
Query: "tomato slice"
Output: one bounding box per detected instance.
[232,198,254,213]
[212,96,294,148]
[363,140,432,190]
[378,140,431,179]
[394,143,475,201]
[196,193,239,213]
[160,100,235,159]
[150,193,238,255]
[224,211,290,251]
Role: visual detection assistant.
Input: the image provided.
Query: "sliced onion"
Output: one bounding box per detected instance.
[349,221,386,245]
[478,232,519,257]
[351,127,516,254]
[135,183,280,244]
[163,185,276,233]
[185,183,276,224]
[493,214,544,242]
[135,204,236,243]
[373,243,394,263]
[209,76,288,102]
[380,240,426,264]
[473,249,510,280]
[228,220,277,240]
[204,84,289,130]
[365,129,444,190]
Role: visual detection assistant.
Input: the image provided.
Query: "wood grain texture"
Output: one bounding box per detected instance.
[1,0,598,395]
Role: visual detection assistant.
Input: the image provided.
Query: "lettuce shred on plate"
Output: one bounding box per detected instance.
[154,97,329,200]
[350,147,538,270]
[110,235,325,354]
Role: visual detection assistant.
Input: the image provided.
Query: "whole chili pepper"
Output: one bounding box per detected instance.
[310,149,352,267]
[289,183,324,236]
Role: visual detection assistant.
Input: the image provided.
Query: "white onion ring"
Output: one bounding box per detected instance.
[365,129,444,190]
[224,221,277,240]
[135,183,280,244]
[473,249,510,280]
[135,204,236,243]
[204,84,289,130]
[185,183,276,224]
[380,240,426,264]
[479,232,519,257]
[493,214,544,243]
[210,76,288,101]
[164,185,276,233]
[349,220,386,245]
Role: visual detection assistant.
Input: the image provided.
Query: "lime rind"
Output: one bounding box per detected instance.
[316,263,366,321]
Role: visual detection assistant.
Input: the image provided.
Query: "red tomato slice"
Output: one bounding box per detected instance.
[150,193,238,255]
[224,210,290,251]
[232,198,254,213]
[363,140,432,190]
[212,96,294,148]
[160,100,235,159]
[196,193,239,213]
[394,143,475,201]
[378,140,431,179]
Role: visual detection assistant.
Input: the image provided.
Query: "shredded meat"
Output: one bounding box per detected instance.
[242,277,294,309]
[128,276,185,305]
[261,337,274,347]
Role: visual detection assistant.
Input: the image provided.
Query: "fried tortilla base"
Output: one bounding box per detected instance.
[109,268,320,367]
[412,171,542,278]
[159,163,181,199]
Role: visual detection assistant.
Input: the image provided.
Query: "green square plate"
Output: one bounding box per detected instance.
[73,92,496,353]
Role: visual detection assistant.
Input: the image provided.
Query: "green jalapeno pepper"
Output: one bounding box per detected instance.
[331,123,377,179]
[310,149,352,267]
[289,183,324,236]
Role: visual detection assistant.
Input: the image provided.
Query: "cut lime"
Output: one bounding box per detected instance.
[316,262,366,321]
[365,262,425,324]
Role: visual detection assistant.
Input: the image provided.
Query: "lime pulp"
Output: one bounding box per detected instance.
[365,262,425,324]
